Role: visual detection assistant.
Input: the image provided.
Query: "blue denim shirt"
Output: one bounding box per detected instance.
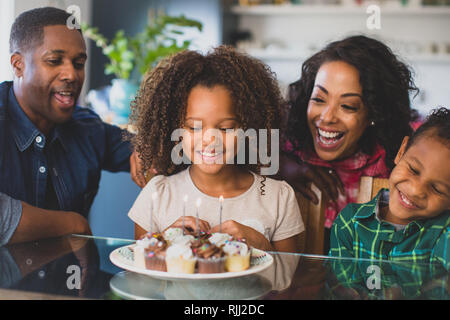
[0,81,132,220]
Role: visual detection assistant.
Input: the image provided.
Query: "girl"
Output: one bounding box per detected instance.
[281,35,419,252]
[127,46,304,252]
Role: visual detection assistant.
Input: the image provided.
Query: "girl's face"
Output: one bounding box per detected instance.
[182,85,240,175]
[307,61,369,162]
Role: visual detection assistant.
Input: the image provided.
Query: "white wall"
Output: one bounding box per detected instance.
[0,0,15,82]
[233,4,450,116]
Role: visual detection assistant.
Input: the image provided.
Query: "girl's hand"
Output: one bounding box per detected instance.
[164,216,211,235]
[210,220,272,251]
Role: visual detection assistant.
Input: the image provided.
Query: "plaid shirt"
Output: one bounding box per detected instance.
[325,256,449,299]
[329,189,450,271]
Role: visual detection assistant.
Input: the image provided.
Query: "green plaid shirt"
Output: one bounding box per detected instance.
[329,189,450,270]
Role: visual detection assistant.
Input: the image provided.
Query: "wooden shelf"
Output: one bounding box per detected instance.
[231,4,450,15]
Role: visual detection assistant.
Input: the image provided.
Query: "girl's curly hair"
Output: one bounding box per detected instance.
[129,45,284,176]
[285,35,419,169]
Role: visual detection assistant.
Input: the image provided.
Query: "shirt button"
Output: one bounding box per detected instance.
[39,166,46,174]
[35,136,42,144]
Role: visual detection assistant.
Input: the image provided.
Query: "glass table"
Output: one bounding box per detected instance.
[0,234,448,300]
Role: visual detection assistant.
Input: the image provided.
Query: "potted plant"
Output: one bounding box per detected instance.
[82,12,202,124]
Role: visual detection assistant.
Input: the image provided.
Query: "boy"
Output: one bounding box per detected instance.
[329,107,450,270]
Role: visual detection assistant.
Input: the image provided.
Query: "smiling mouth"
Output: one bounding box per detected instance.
[397,189,420,210]
[316,128,345,147]
[53,91,76,108]
[195,150,224,163]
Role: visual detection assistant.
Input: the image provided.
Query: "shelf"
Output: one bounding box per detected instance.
[244,48,450,63]
[230,4,450,15]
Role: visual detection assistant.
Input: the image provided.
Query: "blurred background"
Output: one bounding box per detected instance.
[1,0,449,239]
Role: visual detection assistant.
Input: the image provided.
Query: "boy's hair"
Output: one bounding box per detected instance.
[406,107,450,150]
[286,35,418,169]
[9,7,80,54]
[129,45,284,176]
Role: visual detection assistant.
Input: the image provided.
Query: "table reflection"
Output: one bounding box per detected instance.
[0,235,448,300]
[0,235,113,299]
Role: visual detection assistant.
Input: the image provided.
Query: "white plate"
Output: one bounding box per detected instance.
[109,244,273,281]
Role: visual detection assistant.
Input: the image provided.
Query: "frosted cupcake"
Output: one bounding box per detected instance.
[193,241,226,274]
[172,234,195,246]
[133,232,161,269]
[165,243,197,274]
[222,240,251,272]
[164,227,186,244]
[208,232,233,247]
[143,233,168,271]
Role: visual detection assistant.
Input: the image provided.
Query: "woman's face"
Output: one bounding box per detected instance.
[307,61,369,162]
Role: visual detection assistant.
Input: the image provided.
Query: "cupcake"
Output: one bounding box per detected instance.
[165,243,197,274]
[163,227,184,245]
[143,233,168,271]
[172,234,195,246]
[208,232,233,247]
[193,241,226,274]
[222,239,251,272]
[133,232,159,268]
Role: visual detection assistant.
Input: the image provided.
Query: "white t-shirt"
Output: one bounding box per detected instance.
[128,168,304,242]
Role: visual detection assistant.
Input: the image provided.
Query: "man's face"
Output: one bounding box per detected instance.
[15,25,87,132]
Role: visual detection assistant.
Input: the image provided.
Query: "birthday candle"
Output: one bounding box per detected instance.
[219,195,224,233]
[195,198,201,238]
[183,194,188,235]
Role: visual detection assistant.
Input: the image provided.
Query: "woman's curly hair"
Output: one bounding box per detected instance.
[285,35,419,169]
[129,45,285,176]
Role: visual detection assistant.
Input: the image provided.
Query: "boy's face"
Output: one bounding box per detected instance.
[387,134,450,225]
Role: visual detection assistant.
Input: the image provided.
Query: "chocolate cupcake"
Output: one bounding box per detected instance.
[144,233,168,271]
[193,241,226,274]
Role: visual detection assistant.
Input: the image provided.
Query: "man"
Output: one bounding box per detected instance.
[0,7,142,245]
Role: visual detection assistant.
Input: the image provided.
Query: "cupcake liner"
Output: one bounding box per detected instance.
[197,256,226,274]
[145,254,167,272]
[225,252,251,272]
[166,257,197,274]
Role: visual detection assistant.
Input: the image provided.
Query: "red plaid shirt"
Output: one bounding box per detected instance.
[284,141,390,228]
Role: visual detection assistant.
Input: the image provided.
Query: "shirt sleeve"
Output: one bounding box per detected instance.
[0,192,23,246]
[272,181,305,242]
[329,203,356,258]
[102,122,133,173]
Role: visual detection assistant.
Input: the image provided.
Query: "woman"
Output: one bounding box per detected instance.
[281,35,419,251]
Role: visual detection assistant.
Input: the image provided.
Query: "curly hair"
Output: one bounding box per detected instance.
[285,35,418,169]
[406,107,450,150]
[129,45,285,177]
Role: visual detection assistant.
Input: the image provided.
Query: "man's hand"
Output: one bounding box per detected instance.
[279,155,344,205]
